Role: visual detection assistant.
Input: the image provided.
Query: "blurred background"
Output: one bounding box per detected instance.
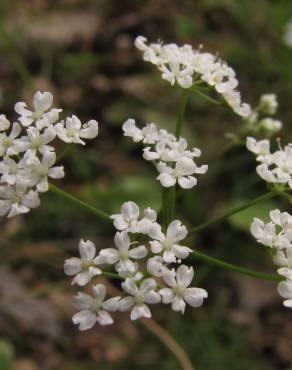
[0,0,292,369]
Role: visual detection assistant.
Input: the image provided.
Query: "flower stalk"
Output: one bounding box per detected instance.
[189,190,277,235]
[49,183,111,222]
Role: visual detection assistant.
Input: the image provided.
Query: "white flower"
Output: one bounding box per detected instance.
[95,231,147,276]
[0,156,24,185]
[274,247,292,268]
[55,115,99,145]
[0,122,24,156]
[72,284,120,330]
[147,256,169,277]
[23,125,56,155]
[157,157,207,189]
[250,214,291,250]
[0,183,40,218]
[110,201,157,235]
[159,265,208,313]
[248,138,292,189]
[149,220,192,263]
[246,137,272,164]
[277,279,292,308]
[119,278,161,320]
[64,239,102,286]
[259,118,282,134]
[15,91,61,129]
[20,151,64,192]
[135,36,251,117]
[259,94,278,115]
[122,119,159,144]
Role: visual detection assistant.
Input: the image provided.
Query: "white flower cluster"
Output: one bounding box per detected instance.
[243,94,282,136]
[135,36,251,117]
[251,209,292,308]
[64,201,208,330]
[122,119,208,189]
[0,91,99,218]
[283,20,292,48]
[246,137,292,189]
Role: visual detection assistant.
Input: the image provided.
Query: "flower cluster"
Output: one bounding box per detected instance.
[251,209,292,308]
[122,119,208,189]
[0,91,99,218]
[246,137,292,189]
[243,93,282,136]
[64,201,208,330]
[135,36,251,117]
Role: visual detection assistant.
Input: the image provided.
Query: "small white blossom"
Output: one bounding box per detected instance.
[64,239,102,286]
[119,278,161,320]
[157,157,207,189]
[247,138,292,189]
[20,151,64,192]
[122,119,159,144]
[0,122,24,156]
[95,231,147,276]
[72,284,120,330]
[23,125,56,155]
[149,220,192,263]
[110,201,157,235]
[259,118,282,134]
[259,94,278,115]
[159,265,208,313]
[55,115,99,145]
[15,91,61,129]
[0,183,40,218]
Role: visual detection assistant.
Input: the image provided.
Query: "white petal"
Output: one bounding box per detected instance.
[102,296,121,312]
[144,291,161,304]
[92,284,106,301]
[176,265,194,287]
[64,257,82,275]
[121,278,138,296]
[72,310,96,331]
[178,176,197,189]
[114,231,130,251]
[130,304,151,320]
[48,166,65,179]
[159,288,175,304]
[72,271,91,286]
[171,297,186,313]
[166,220,187,242]
[118,297,135,311]
[184,287,208,307]
[80,120,99,139]
[79,239,96,261]
[97,310,113,325]
[98,248,119,264]
[73,292,93,310]
[157,173,176,187]
[33,91,53,112]
[129,245,147,259]
[121,201,139,221]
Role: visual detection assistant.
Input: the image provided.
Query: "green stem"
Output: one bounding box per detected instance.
[192,251,281,282]
[49,183,111,222]
[102,272,123,280]
[175,89,190,138]
[192,87,221,105]
[57,144,74,162]
[162,89,190,229]
[189,190,277,235]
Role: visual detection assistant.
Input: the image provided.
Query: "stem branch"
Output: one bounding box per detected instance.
[189,190,277,235]
[49,183,111,222]
[192,251,281,282]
